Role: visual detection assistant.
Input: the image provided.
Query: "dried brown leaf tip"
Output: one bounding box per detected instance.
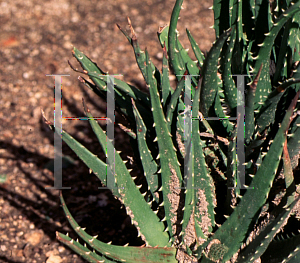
[127,17,137,41]
[78,76,85,83]
[158,25,168,34]
[41,108,52,126]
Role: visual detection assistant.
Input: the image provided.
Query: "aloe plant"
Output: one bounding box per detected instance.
[43,0,300,262]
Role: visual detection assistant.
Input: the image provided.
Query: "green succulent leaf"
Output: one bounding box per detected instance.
[196,91,300,262]
[82,99,170,247]
[236,197,300,263]
[59,192,177,263]
[200,27,232,117]
[56,232,115,263]
[145,49,183,243]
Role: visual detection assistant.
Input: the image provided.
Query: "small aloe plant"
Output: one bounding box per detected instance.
[43,0,300,262]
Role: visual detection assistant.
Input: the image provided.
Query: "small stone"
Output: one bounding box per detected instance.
[46,255,63,263]
[16,231,24,237]
[98,193,108,207]
[58,246,65,253]
[89,195,97,203]
[11,248,24,259]
[46,249,58,257]
[100,22,107,28]
[24,230,44,246]
[156,52,163,59]
[23,72,30,79]
[0,245,7,251]
[63,41,72,49]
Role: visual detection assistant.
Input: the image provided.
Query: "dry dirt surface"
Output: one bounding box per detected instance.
[0,0,215,262]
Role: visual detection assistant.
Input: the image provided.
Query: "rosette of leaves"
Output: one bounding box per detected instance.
[43,0,300,262]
